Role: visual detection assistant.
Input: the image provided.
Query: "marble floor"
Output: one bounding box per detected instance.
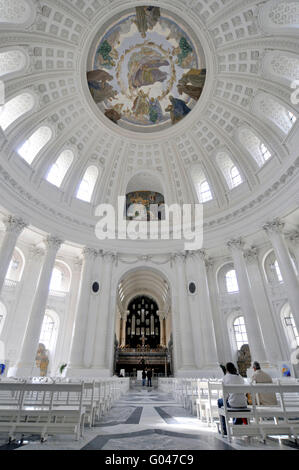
[0,381,298,451]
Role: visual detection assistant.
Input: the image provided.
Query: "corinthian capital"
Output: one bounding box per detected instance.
[45,235,63,251]
[205,256,214,270]
[196,249,206,261]
[4,215,28,234]
[227,237,245,252]
[103,251,117,263]
[173,252,187,264]
[263,218,284,235]
[243,246,258,264]
[82,247,98,259]
[287,231,299,246]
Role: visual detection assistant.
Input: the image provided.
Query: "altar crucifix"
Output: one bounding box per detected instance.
[141,334,146,349]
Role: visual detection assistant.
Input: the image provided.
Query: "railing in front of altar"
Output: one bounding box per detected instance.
[117,346,168,354]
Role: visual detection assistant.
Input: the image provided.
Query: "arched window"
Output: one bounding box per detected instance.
[49,261,71,293]
[238,127,272,167]
[230,166,242,188]
[274,260,283,283]
[253,92,296,135]
[233,316,248,350]
[260,143,272,162]
[5,247,25,282]
[0,50,27,78]
[216,151,243,190]
[17,126,52,164]
[76,165,99,202]
[0,301,7,336]
[46,149,74,187]
[39,310,59,353]
[191,164,213,203]
[0,93,34,131]
[226,269,239,293]
[49,268,63,292]
[264,250,297,284]
[199,180,213,203]
[281,304,299,349]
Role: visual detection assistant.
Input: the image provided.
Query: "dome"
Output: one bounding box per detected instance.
[0,0,298,252]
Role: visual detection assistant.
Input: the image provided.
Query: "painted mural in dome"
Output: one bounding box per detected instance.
[126,191,165,221]
[87,6,206,131]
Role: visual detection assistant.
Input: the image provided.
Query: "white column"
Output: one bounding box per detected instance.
[83,251,103,368]
[15,236,63,377]
[227,238,268,365]
[174,253,197,373]
[120,311,129,347]
[287,231,299,272]
[263,219,299,331]
[205,256,232,363]
[157,311,166,347]
[195,250,219,368]
[58,257,83,370]
[92,253,115,372]
[67,247,98,374]
[0,215,27,293]
[244,246,284,364]
[6,247,44,375]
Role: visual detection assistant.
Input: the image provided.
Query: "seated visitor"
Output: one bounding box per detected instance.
[250,361,278,406]
[218,362,248,436]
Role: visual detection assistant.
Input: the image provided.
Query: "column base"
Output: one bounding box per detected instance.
[66,366,111,378]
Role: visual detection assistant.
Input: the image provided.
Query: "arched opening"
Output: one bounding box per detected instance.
[217,263,239,294]
[263,249,298,284]
[36,309,59,376]
[125,296,160,349]
[17,125,53,164]
[228,312,251,377]
[46,149,74,188]
[115,268,172,377]
[281,303,299,351]
[5,246,25,283]
[190,164,213,203]
[76,165,99,203]
[0,92,35,131]
[125,171,165,221]
[49,260,72,294]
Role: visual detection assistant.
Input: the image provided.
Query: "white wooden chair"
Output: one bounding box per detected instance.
[0,382,85,442]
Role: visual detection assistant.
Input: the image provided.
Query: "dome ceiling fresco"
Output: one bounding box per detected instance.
[87,6,206,131]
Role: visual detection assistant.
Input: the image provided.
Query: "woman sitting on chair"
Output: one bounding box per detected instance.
[218,362,248,436]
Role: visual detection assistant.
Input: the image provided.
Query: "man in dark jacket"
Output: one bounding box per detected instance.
[147,369,152,387]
